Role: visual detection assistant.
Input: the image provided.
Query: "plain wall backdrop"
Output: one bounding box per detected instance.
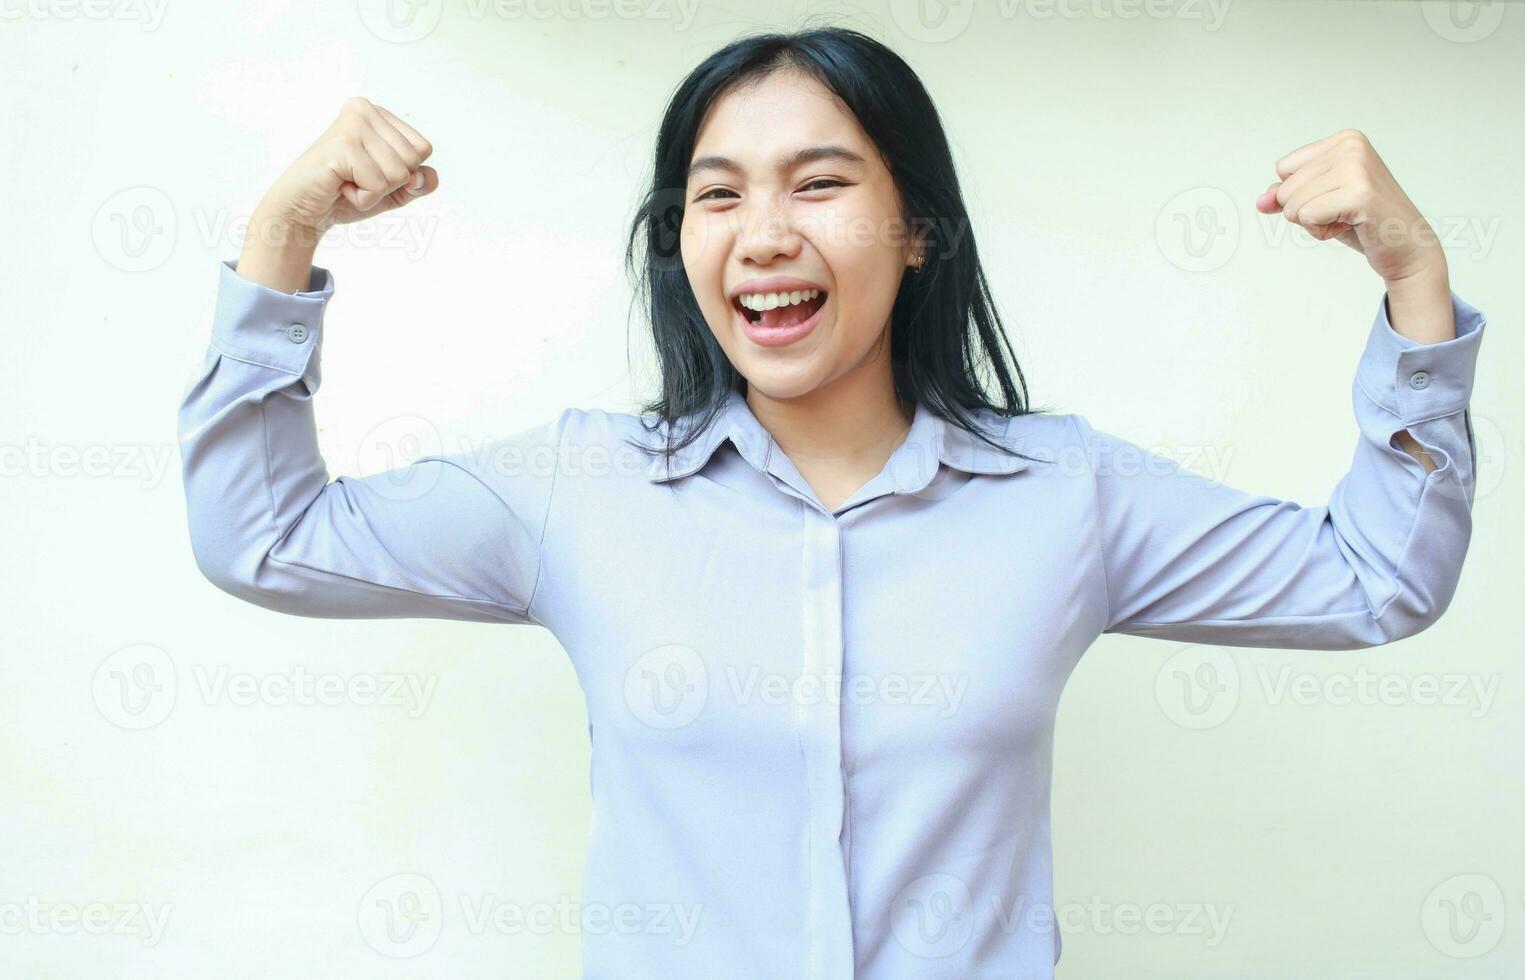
[1,0,1520,976]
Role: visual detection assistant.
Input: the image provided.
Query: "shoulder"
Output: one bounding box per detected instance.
[982,407,1090,459]
[536,405,670,483]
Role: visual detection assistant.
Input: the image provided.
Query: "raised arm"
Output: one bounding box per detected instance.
[1088,286,1485,650]
[176,98,566,625]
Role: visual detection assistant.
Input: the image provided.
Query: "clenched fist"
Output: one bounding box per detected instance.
[1254,128,1445,286]
[259,96,438,233]
[237,97,438,292]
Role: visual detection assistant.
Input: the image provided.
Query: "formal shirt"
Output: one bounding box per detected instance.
[177,258,1487,978]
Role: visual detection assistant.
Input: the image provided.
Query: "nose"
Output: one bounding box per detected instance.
[733,197,803,266]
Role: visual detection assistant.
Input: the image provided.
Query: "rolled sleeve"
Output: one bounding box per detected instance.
[209,259,335,378]
[1355,288,1485,424]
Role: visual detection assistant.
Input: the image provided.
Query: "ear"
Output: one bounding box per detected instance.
[905,225,929,269]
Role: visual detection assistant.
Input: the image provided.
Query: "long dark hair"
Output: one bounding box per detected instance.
[623,24,1054,478]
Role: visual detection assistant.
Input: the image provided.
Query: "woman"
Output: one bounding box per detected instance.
[178,27,1486,979]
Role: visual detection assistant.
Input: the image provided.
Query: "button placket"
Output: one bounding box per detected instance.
[799,507,854,979]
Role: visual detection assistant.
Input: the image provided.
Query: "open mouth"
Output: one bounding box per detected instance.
[732,290,829,330]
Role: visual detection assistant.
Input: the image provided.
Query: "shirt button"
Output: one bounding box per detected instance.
[1408,370,1431,390]
[287,323,309,343]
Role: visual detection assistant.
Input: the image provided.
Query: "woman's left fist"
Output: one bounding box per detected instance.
[1255,129,1446,284]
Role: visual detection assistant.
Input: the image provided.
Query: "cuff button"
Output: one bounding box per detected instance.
[286,323,309,343]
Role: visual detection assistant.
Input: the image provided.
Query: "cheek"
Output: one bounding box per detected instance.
[816,244,903,341]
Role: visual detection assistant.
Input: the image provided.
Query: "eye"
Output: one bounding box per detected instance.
[799,179,846,192]
[694,187,737,202]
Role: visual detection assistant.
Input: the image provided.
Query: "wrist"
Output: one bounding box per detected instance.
[1383,263,1455,345]
[246,205,324,253]
[237,207,323,294]
[1382,247,1449,294]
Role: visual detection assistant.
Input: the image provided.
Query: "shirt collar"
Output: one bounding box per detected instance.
[644,387,1042,489]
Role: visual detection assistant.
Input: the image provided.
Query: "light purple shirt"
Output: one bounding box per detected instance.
[178,259,1486,978]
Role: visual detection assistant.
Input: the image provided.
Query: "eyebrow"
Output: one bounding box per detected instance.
[686,144,867,183]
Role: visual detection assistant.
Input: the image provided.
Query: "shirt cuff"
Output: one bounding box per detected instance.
[1354,287,1486,424]
[210,258,336,376]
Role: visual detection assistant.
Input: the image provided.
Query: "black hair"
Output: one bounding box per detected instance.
[622,23,1055,479]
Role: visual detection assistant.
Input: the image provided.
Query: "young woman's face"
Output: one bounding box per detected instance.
[681,68,918,400]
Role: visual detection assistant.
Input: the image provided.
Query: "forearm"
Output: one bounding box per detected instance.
[1383,262,1455,473]
[236,205,323,294]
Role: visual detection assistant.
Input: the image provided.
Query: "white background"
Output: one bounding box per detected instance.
[1,0,1521,976]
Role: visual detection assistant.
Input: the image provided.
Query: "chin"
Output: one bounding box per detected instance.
[733,363,827,402]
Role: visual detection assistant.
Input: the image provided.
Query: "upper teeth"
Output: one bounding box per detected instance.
[739,289,821,311]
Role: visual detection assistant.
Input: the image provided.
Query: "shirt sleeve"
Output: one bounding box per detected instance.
[1083,288,1487,649]
[176,259,566,625]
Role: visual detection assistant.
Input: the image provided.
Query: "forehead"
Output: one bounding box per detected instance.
[691,69,867,157]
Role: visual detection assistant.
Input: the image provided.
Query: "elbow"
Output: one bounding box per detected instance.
[192,549,257,606]
[188,535,281,611]
[1372,579,1460,646]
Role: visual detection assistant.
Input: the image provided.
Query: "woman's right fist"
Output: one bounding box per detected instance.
[258,97,438,234]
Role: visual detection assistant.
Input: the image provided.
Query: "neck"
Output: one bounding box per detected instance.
[744,367,913,469]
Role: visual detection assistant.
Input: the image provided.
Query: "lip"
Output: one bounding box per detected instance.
[736,291,826,348]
